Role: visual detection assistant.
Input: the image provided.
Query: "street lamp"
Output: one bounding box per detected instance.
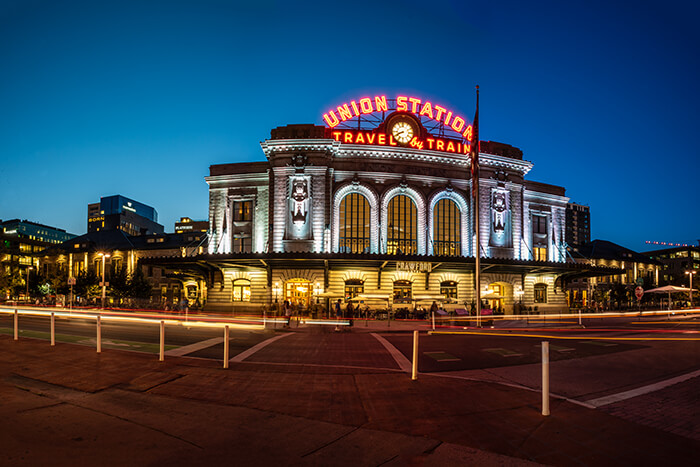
[25,266,33,302]
[98,253,111,309]
[685,270,696,308]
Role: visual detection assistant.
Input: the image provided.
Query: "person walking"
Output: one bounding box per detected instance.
[345,301,354,329]
[334,299,342,332]
[283,300,292,328]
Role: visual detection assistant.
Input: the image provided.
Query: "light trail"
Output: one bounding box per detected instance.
[428,330,700,341]
[0,306,265,330]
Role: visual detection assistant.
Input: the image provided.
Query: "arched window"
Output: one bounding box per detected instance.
[344,279,364,301]
[232,279,251,302]
[534,283,547,303]
[339,193,371,253]
[393,280,412,303]
[433,199,461,256]
[387,195,417,254]
[440,280,458,299]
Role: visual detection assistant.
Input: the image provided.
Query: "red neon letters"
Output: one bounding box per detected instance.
[329,130,471,154]
[323,94,473,141]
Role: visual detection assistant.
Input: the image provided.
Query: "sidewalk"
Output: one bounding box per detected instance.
[2,333,698,466]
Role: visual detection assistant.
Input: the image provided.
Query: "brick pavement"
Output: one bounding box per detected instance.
[2,331,699,466]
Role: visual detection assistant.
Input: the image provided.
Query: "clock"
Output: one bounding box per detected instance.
[392,121,415,144]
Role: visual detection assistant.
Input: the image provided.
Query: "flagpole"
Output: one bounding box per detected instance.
[472,86,481,327]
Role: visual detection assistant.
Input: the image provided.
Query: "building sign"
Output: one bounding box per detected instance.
[328,130,472,154]
[322,94,474,155]
[396,261,432,272]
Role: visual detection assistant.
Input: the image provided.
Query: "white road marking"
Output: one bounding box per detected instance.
[586,368,700,407]
[371,333,411,373]
[230,333,293,362]
[165,337,223,356]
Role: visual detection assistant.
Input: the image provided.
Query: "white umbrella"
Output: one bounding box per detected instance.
[644,285,694,310]
[644,285,693,293]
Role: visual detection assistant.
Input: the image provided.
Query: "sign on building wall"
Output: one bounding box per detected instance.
[489,188,512,248]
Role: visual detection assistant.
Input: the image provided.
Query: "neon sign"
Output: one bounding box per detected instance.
[322,94,473,141]
[328,130,472,154]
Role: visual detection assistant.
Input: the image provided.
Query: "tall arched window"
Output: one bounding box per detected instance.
[433,198,461,256]
[339,193,371,253]
[232,279,251,302]
[387,195,417,254]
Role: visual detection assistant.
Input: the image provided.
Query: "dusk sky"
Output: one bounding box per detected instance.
[1,0,698,251]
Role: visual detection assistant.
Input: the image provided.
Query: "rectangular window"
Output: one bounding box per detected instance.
[233,201,253,222]
[534,247,547,261]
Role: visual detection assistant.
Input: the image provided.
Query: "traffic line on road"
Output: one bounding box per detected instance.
[165,337,223,356]
[586,369,700,407]
[230,333,292,362]
[482,348,523,357]
[371,333,411,372]
[424,351,461,362]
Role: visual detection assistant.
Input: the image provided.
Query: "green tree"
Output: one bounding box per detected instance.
[128,266,153,300]
[110,265,131,304]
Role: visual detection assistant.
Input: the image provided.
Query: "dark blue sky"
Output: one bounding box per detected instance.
[1,0,698,250]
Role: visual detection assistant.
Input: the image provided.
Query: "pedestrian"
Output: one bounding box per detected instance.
[284,300,292,328]
[334,299,342,332]
[346,301,354,329]
[430,301,438,316]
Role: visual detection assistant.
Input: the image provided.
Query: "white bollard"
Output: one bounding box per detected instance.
[411,330,419,380]
[159,320,165,362]
[542,341,550,416]
[431,311,435,331]
[223,325,230,369]
[96,315,102,353]
[51,312,55,346]
[14,309,18,340]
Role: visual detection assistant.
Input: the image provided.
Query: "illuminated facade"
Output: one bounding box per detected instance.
[150,94,613,314]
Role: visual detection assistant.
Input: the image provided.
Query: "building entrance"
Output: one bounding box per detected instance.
[285,279,311,307]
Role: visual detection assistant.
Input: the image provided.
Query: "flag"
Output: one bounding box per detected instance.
[471,86,480,200]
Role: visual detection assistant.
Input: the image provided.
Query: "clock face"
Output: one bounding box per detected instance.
[392,121,414,144]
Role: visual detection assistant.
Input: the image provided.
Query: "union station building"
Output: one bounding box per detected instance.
[147,94,616,314]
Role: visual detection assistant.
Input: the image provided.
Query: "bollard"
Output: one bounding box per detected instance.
[431,311,435,331]
[159,320,165,362]
[411,330,419,380]
[14,309,18,340]
[96,315,102,353]
[51,312,55,346]
[542,341,550,416]
[578,308,582,326]
[223,325,230,369]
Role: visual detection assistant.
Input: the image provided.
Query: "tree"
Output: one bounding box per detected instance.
[128,266,153,300]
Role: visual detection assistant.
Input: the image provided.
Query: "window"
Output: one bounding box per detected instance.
[232,279,251,302]
[532,215,547,234]
[387,195,417,255]
[339,193,371,253]
[232,236,252,253]
[393,280,412,303]
[344,279,364,301]
[433,199,461,256]
[440,280,458,299]
[534,283,547,303]
[233,201,253,222]
[534,247,547,261]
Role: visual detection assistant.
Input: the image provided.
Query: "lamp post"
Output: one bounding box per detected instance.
[98,253,110,309]
[25,266,33,302]
[686,270,696,308]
